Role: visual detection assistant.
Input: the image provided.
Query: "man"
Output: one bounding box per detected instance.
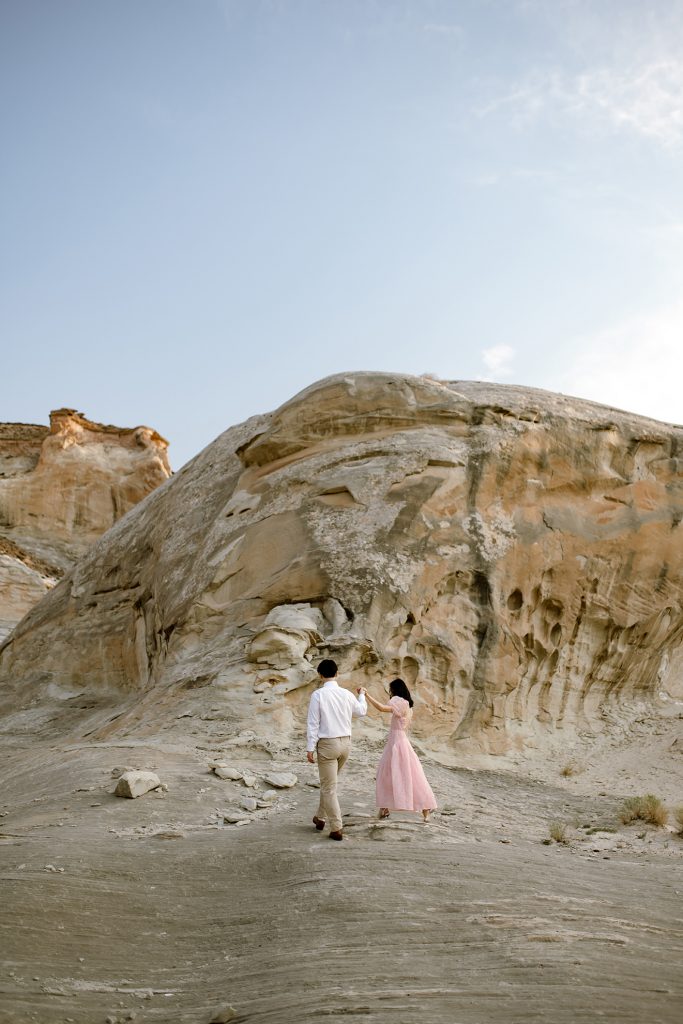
[306,659,367,841]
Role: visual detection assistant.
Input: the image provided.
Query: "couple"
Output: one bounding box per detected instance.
[305,659,437,841]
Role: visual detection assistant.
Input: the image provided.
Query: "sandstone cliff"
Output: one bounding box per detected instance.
[0,410,171,641]
[1,375,681,753]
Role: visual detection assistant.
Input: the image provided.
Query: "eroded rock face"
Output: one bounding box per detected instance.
[1,374,681,753]
[0,410,171,640]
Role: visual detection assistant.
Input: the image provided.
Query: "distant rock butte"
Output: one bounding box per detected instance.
[0,409,170,640]
[1,374,681,754]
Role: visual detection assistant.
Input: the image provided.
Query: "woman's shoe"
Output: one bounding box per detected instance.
[422,810,431,823]
[379,808,390,819]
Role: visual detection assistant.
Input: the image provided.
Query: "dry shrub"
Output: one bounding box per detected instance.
[619,795,668,827]
[549,821,568,844]
[560,763,576,778]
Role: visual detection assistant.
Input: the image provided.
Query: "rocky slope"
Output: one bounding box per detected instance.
[1,374,681,753]
[0,409,171,641]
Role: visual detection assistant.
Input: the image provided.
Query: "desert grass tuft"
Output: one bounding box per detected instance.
[548,821,569,844]
[618,794,668,827]
[560,763,576,778]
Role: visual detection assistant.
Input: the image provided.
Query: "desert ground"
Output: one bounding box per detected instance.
[1,690,681,1024]
[2,375,682,1022]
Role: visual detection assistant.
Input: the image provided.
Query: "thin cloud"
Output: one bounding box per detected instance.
[469,172,500,187]
[482,345,515,378]
[557,302,683,425]
[423,22,464,40]
[480,58,683,146]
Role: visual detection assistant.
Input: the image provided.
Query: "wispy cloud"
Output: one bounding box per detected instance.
[469,172,500,188]
[423,22,464,40]
[557,302,683,425]
[482,344,515,378]
[480,58,683,146]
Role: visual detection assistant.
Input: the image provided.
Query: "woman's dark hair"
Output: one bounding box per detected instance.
[389,678,413,707]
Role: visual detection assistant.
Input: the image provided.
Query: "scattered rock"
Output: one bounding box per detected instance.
[210,763,243,781]
[240,797,258,812]
[240,772,257,788]
[114,771,163,799]
[262,771,297,789]
[223,813,250,825]
[209,1006,237,1023]
[111,766,136,778]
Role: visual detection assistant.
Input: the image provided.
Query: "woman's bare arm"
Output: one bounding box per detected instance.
[363,690,393,713]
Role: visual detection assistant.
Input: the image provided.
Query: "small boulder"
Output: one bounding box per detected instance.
[209,1006,237,1023]
[223,813,250,825]
[210,763,243,781]
[240,797,258,812]
[114,771,163,799]
[240,772,257,788]
[262,771,297,789]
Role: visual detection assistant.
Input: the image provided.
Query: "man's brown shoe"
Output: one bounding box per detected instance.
[312,816,325,831]
[329,830,343,841]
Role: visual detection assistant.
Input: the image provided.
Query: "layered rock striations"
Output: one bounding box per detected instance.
[0,410,171,640]
[1,375,681,753]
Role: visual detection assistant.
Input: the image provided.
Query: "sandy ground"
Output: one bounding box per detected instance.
[1,698,682,1024]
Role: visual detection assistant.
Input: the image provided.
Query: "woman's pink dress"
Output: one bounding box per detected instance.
[375,696,437,812]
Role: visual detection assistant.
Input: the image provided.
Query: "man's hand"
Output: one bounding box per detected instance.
[357,686,366,695]
[306,751,315,764]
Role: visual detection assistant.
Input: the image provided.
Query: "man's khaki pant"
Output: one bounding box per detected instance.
[316,736,351,832]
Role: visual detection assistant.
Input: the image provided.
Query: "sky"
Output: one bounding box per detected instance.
[2,0,683,469]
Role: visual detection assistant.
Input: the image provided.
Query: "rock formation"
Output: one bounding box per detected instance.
[0,410,171,640]
[1,374,681,753]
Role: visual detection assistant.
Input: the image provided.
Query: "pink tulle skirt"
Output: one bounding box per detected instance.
[375,730,437,812]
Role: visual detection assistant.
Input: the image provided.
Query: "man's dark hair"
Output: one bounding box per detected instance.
[317,659,338,679]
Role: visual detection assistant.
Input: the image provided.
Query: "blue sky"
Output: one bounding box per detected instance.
[2,0,683,468]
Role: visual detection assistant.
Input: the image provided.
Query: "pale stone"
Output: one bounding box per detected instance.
[114,771,162,799]
[256,786,278,808]
[209,1007,237,1024]
[262,772,297,789]
[210,764,243,781]
[240,797,257,812]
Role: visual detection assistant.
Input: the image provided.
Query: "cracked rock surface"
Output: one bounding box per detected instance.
[1,373,681,756]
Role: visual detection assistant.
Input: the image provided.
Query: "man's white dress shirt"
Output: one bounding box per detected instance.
[307,679,367,752]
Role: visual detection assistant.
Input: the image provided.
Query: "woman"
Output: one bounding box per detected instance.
[359,678,437,822]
